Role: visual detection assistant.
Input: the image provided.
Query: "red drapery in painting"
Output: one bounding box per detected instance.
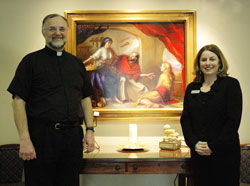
[133,23,185,87]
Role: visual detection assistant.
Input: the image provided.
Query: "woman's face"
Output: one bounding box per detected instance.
[199,50,220,77]
[160,63,169,72]
[104,40,112,48]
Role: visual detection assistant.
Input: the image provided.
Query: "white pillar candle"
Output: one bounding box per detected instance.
[129,124,137,143]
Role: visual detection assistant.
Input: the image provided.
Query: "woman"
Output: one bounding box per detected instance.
[84,37,122,105]
[135,61,175,108]
[180,44,242,186]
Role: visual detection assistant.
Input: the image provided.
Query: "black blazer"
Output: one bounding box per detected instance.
[180,76,242,155]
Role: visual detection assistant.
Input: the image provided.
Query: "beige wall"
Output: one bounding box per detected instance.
[0,0,249,185]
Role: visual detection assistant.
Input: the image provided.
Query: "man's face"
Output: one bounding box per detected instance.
[42,16,68,51]
[129,53,138,62]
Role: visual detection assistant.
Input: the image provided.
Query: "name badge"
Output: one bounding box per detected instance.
[191,90,200,94]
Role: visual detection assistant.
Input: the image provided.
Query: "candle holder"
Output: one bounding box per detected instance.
[118,124,145,151]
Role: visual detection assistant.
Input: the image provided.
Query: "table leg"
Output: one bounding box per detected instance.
[178,174,186,186]
[178,174,194,186]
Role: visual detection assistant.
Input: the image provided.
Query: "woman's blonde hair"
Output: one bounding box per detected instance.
[193,44,229,82]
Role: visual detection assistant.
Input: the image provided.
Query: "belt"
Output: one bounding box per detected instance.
[54,122,80,130]
[28,118,80,130]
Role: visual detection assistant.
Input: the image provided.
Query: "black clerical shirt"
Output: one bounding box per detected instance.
[8,46,93,123]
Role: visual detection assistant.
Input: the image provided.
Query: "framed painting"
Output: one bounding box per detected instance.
[64,10,196,120]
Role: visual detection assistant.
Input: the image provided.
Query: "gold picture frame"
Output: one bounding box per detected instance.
[64,10,196,120]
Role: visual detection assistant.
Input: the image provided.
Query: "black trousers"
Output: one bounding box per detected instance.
[191,149,240,186]
[24,122,83,186]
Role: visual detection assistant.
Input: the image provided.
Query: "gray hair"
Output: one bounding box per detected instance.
[42,14,68,30]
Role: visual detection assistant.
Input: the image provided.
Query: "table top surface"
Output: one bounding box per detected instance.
[83,144,191,160]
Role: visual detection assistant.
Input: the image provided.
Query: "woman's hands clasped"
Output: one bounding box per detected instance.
[195,141,212,156]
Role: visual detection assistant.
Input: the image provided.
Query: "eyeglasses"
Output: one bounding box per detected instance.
[45,27,67,33]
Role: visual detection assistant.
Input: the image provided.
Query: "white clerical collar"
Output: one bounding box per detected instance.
[57,52,63,56]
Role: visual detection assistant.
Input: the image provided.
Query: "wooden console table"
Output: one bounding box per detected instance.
[81,145,193,186]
